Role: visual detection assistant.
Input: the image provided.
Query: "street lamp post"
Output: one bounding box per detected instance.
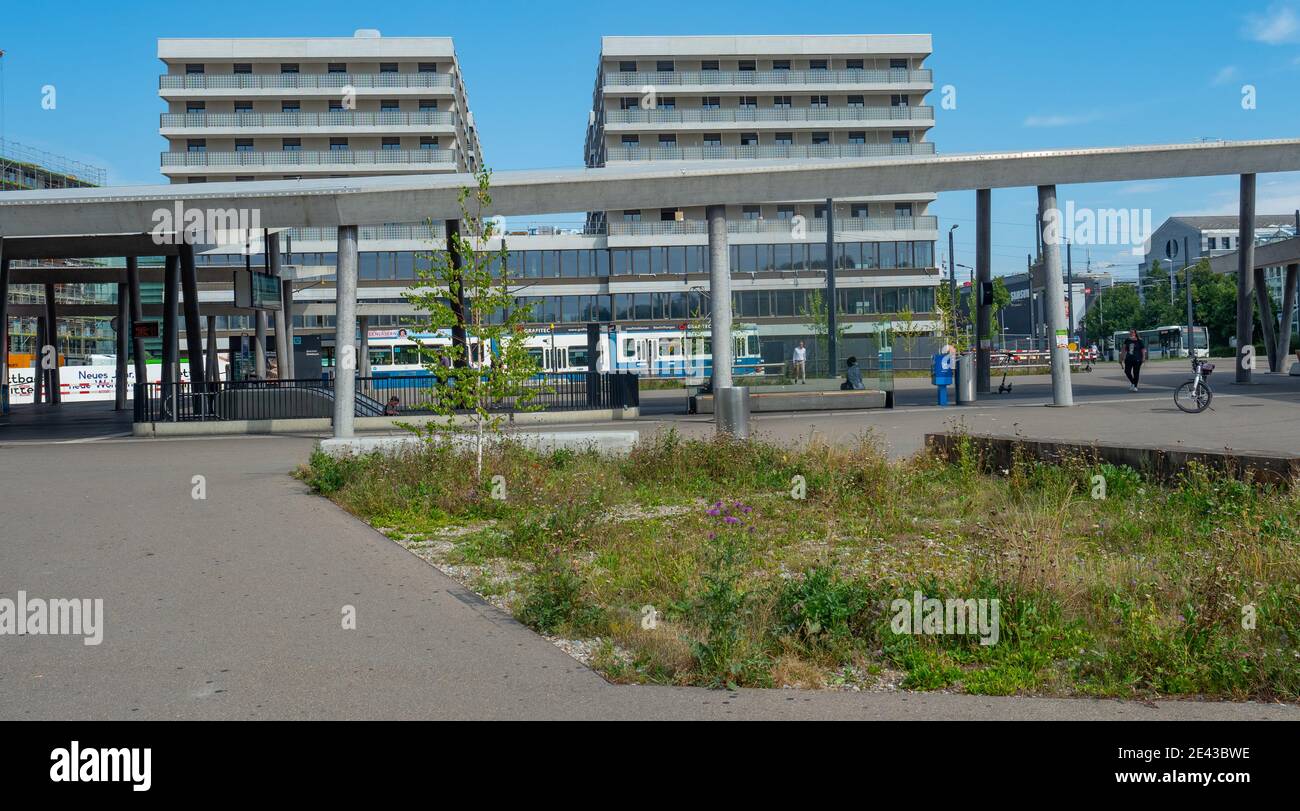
[947,224,959,343]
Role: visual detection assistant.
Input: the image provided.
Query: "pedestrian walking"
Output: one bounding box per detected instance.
[1120,328,1147,391]
[792,341,807,383]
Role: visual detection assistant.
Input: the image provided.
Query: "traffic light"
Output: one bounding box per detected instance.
[979,280,995,306]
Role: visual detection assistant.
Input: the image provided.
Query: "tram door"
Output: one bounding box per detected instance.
[633,338,659,374]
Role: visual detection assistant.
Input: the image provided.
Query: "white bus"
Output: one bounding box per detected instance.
[1111,326,1209,359]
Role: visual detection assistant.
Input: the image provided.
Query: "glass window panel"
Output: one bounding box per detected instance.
[879,242,897,269]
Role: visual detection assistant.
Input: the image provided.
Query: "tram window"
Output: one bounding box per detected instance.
[569,347,590,369]
[622,338,636,358]
[368,348,392,367]
[394,346,420,365]
[658,337,682,356]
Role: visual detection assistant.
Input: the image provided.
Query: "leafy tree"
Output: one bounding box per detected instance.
[405,168,542,480]
[800,289,847,376]
[1081,283,1141,348]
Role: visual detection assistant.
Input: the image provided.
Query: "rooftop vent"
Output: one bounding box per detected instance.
[353,29,381,38]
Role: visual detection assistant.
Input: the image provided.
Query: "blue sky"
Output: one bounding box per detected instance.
[2,0,1299,278]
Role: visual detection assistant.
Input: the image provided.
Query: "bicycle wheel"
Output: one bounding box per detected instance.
[1174,381,1212,413]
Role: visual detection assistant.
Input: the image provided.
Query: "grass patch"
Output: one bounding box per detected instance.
[298,431,1300,699]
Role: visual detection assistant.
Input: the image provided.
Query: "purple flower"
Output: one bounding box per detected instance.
[707,508,720,516]
[724,516,740,524]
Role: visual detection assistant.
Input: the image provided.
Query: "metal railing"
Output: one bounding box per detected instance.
[133,373,640,423]
[606,142,935,161]
[604,68,933,87]
[160,73,453,91]
[607,215,938,236]
[160,111,457,128]
[606,106,933,125]
[282,223,447,242]
[160,149,455,168]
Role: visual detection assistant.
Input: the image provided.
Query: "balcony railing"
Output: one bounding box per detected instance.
[281,223,447,243]
[605,105,933,125]
[604,68,932,88]
[160,73,453,91]
[607,216,938,237]
[160,111,457,129]
[607,142,936,161]
[160,149,456,168]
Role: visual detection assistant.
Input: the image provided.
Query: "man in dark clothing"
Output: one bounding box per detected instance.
[1119,328,1147,391]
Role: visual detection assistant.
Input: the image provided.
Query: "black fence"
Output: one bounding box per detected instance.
[133,372,639,423]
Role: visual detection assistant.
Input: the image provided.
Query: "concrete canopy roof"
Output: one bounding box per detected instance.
[2,139,1299,240]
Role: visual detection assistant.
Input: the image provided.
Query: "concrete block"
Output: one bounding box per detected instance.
[319,429,641,459]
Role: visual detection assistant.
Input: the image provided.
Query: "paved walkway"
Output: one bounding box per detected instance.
[0,433,1294,719]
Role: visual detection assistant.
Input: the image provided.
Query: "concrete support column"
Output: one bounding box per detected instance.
[32,318,44,404]
[254,311,268,379]
[706,205,733,392]
[162,255,179,390]
[205,315,219,383]
[43,283,61,404]
[179,242,206,389]
[1037,185,1073,407]
[445,219,468,368]
[1253,267,1279,372]
[358,315,371,399]
[0,244,10,403]
[115,283,129,410]
[1236,174,1256,383]
[1277,263,1299,373]
[126,257,147,392]
[281,278,295,379]
[333,225,359,438]
[975,188,992,393]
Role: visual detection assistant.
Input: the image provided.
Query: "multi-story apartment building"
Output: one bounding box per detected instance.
[157,30,481,182]
[1,141,116,365]
[579,35,940,367]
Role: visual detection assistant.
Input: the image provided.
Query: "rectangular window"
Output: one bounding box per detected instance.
[418,62,438,73]
[185,63,205,75]
[328,100,344,111]
[851,203,869,217]
[660,208,679,222]
[742,205,760,220]
[895,203,913,218]
[703,133,722,147]
[701,96,720,109]
[381,137,401,150]
[234,139,254,152]
[623,210,641,222]
[329,137,349,151]
[738,59,756,71]
[656,60,674,72]
[186,101,205,113]
[233,63,252,74]
[773,95,791,108]
[328,63,347,73]
[740,132,758,146]
[777,205,795,219]
[235,101,253,113]
[847,95,864,107]
[657,96,676,110]
[281,138,301,151]
[848,131,866,144]
[738,96,757,108]
[621,135,639,146]
[280,63,299,74]
[811,132,831,145]
[619,61,637,72]
[879,242,897,269]
[809,59,828,70]
[810,95,829,107]
[772,59,791,70]
[891,130,911,144]
[419,136,439,149]
[658,134,677,146]
[847,59,864,70]
[891,94,910,107]
[890,58,909,69]
[380,62,399,73]
[774,132,793,145]
[186,139,206,153]
[701,60,719,71]
[281,101,300,113]
[380,99,400,111]
[419,99,438,110]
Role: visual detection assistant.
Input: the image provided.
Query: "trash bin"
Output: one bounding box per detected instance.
[956,352,977,404]
[715,386,751,438]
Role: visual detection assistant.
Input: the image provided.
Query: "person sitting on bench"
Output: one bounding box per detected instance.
[840,356,865,391]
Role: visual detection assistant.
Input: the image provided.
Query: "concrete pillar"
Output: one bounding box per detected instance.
[125,257,148,392]
[1236,174,1256,383]
[115,283,129,410]
[281,278,295,379]
[254,311,268,379]
[179,242,206,389]
[1037,185,1073,406]
[32,318,44,404]
[445,219,468,368]
[1253,267,1279,372]
[358,315,371,393]
[0,244,10,403]
[205,315,219,383]
[975,188,992,393]
[825,198,838,377]
[1278,263,1299,373]
[706,205,733,391]
[43,283,61,404]
[162,255,179,390]
[333,225,359,438]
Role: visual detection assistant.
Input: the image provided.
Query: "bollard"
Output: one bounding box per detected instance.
[715,386,751,438]
[956,353,977,404]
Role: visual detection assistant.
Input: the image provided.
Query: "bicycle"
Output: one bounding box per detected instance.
[1174,357,1214,414]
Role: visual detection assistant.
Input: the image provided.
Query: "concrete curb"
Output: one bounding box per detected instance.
[130,407,638,437]
[318,429,641,458]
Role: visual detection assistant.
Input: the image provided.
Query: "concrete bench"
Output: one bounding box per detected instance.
[693,388,888,413]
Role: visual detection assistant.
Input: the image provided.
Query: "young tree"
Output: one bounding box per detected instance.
[800,288,847,376]
[404,168,542,480]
